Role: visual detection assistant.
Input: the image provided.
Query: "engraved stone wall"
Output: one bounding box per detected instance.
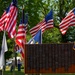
[25,43,75,73]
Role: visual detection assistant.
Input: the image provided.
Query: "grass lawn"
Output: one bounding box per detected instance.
[3,68,25,75]
[3,66,25,75]
[4,70,25,75]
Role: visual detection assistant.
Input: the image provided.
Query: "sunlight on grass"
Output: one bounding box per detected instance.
[4,68,25,75]
[3,66,25,75]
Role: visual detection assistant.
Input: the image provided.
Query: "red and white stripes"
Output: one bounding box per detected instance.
[59,9,75,35]
[30,19,53,37]
[4,4,18,38]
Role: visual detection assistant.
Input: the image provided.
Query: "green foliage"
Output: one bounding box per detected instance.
[66,27,75,42]
[5,51,13,59]
[43,27,62,43]
[4,70,25,75]
[0,0,11,16]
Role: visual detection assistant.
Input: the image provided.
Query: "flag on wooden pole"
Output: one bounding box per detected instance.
[15,6,27,58]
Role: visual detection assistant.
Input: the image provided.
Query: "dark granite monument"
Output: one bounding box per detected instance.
[24,43,75,74]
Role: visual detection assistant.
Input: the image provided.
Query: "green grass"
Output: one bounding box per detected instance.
[4,70,25,75]
[3,66,25,75]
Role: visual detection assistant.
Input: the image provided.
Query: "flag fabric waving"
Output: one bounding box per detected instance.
[0,0,18,38]
[0,6,10,32]
[0,49,5,67]
[59,8,75,35]
[28,29,42,44]
[15,17,26,49]
[0,21,4,32]
[15,21,26,58]
[0,12,5,31]
[0,31,8,67]
[4,0,18,38]
[15,7,27,58]
[29,10,54,37]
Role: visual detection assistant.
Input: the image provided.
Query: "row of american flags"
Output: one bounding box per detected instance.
[0,0,75,59]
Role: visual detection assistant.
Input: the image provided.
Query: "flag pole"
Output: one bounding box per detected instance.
[1,30,6,75]
[2,31,5,75]
[13,37,17,75]
[2,30,5,75]
[13,45,15,75]
[40,30,42,75]
[41,29,42,44]
[2,31,4,75]
[11,32,16,75]
[1,20,5,75]
[22,5,28,75]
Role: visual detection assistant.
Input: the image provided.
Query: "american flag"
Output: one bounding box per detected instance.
[15,21,26,58]
[15,22,26,48]
[30,10,54,37]
[4,0,18,38]
[0,6,9,31]
[0,21,4,31]
[15,7,27,58]
[59,8,75,35]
